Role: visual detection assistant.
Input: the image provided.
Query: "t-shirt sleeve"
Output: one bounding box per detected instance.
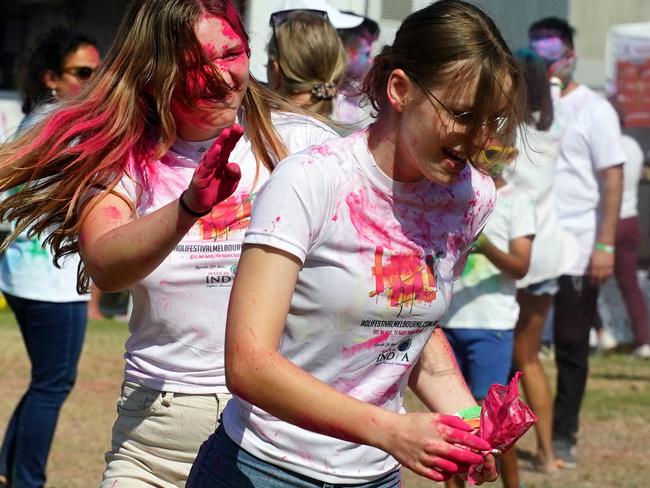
[274,113,338,161]
[509,191,536,240]
[244,154,334,263]
[588,101,626,171]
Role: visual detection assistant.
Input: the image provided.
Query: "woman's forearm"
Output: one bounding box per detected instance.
[80,197,197,291]
[409,328,477,414]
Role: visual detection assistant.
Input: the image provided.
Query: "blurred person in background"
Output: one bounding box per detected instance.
[266,9,347,118]
[609,102,650,359]
[0,27,100,488]
[529,17,624,469]
[333,13,380,128]
[501,49,579,477]
[442,141,535,488]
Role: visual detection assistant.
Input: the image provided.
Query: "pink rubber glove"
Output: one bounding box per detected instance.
[182,124,243,215]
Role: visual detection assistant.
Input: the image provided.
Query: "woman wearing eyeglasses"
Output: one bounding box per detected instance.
[0,27,100,488]
[266,9,347,118]
[188,1,524,487]
[0,1,336,487]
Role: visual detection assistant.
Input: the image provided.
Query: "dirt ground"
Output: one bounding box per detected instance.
[1,315,649,488]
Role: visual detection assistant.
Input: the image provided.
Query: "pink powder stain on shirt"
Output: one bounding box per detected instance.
[310,144,334,158]
[197,193,252,239]
[342,331,391,357]
[369,382,400,406]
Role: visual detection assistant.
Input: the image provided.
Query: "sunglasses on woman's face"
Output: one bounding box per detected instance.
[269,9,329,59]
[63,66,96,81]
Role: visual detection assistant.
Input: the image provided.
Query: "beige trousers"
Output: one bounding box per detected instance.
[99,382,230,488]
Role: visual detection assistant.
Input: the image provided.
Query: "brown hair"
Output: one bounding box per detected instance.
[267,11,347,117]
[363,0,524,167]
[0,0,298,292]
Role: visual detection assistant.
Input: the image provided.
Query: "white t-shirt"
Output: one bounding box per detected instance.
[620,134,644,219]
[504,126,579,287]
[222,130,496,484]
[114,112,336,394]
[331,92,375,130]
[0,104,89,302]
[443,184,535,330]
[554,85,625,275]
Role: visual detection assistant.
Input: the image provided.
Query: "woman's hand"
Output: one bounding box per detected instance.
[182,124,243,215]
[466,453,498,485]
[385,412,492,482]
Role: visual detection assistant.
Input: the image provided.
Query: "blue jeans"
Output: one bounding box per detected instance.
[444,328,514,401]
[0,293,87,488]
[187,426,401,488]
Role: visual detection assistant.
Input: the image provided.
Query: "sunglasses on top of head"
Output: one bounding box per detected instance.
[270,9,329,57]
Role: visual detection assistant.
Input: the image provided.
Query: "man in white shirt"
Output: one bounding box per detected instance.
[530,17,624,469]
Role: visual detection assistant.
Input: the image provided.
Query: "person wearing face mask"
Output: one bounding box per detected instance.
[188,1,525,486]
[0,27,100,488]
[529,17,624,470]
[332,14,381,129]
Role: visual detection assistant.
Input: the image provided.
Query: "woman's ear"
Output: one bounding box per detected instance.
[267,59,282,91]
[43,70,59,91]
[386,68,412,113]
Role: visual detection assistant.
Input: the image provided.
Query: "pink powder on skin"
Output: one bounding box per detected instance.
[342,331,391,357]
[104,205,122,221]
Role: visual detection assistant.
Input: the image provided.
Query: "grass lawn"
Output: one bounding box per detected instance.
[1,310,649,487]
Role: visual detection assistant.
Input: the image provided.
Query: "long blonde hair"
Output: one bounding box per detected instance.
[0,0,297,292]
[268,11,347,117]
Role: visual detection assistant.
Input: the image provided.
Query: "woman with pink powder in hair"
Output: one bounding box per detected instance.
[188,1,525,487]
[0,1,336,486]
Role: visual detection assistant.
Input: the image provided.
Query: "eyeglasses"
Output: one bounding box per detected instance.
[409,75,509,135]
[63,66,96,81]
[269,9,328,60]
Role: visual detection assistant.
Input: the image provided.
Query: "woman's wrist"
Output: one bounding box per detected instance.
[365,409,402,452]
[179,190,212,218]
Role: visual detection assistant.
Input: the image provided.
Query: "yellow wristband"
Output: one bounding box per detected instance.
[595,242,615,253]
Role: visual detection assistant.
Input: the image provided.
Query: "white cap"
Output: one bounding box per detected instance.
[271,0,364,29]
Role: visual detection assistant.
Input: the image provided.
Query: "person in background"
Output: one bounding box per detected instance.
[0,27,100,488]
[502,49,579,476]
[442,143,535,488]
[529,17,624,469]
[0,1,336,486]
[266,9,347,118]
[333,13,380,128]
[188,1,525,486]
[610,106,650,359]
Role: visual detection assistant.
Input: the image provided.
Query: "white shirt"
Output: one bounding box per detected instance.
[443,184,535,330]
[0,104,89,302]
[114,112,336,394]
[620,134,644,219]
[222,130,496,483]
[504,126,579,287]
[554,85,625,275]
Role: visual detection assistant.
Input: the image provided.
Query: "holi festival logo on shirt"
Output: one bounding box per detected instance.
[197,193,253,240]
[370,246,438,310]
